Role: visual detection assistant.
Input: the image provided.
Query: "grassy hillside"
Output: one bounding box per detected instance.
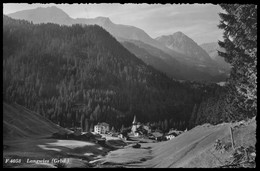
[148,118,256,167]
[96,117,256,168]
[3,102,70,141]
[3,103,110,168]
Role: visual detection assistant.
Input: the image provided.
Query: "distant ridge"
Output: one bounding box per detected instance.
[7,6,228,82]
[200,42,230,72]
[156,31,214,65]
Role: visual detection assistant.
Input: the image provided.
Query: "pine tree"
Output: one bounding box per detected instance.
[80,114,85,131]
[84,118,89,132]
[92,104,101,121]
[90,122,94,132]
[120,124,125,132]
[218,4,257,119]
[189,104,197,129]
[111,126,115,133]
[179,121,182,130]
[172,122,175,129]
[164,119,168,132]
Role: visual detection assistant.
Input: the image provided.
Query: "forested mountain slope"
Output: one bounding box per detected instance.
[3,16,229,132]
[122,40,227,82]
[121,41,183,80]
[7,6,227,82]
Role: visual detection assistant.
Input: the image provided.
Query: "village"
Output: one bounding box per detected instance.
[3,102,256,168]
[51,115,186,149]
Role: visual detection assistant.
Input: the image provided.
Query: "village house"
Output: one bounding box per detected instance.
[143,125,151,134]
[73,127,82,136]
[118,133,128,141]
[165,129,183,140]
[151,132,164,141]
[165,132,178,140]
[94,122,110,134]
[130,116,152,137]
[134,130,144,137]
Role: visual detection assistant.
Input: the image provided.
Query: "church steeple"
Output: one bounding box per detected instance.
[132,115,137,125]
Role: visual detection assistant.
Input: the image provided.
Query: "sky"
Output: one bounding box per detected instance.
[3,3,224,44]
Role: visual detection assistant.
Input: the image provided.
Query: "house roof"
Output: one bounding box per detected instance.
[167,132,178,136]
[152,132,163,137]
[95,122,109,127]
[168,130,182,135]
[82,132,95,137]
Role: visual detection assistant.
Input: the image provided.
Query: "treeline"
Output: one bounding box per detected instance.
[191,4,257,128]
[3,15,231,131]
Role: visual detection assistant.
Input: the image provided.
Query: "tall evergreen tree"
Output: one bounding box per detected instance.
[164,119,168,132]
[90,122,94,132]
[120,124,125,132]
[218,4,257,119]
[84,118,89,132]
[189,104,198,129]
[80,114,85,131]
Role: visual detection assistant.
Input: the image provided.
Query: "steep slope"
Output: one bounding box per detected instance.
[3,102,112,168]
[4,15,210,131]
[156,32,229,77]
[8,6,73,25]
[98,117,256,168]
[3,102,70,141]
[121,41,183,80]
[200,42,221,60]
[156,31,213,64]
[144,118,256,168]
[7,6,227,82]
[200,42,231,73]
[7,6,165,51]
[121,40,227,82]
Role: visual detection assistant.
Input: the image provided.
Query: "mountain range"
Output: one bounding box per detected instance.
[200,42,231,73]
[4,14,219,130]
[7,6,230,82]
[156,32,214,65]
[121,40,224,81]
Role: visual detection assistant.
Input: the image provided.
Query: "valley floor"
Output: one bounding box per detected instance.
[4,117,255,168]
[3,103,256,168]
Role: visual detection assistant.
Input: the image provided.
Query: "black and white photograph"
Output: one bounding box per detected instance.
[3,3,256,168]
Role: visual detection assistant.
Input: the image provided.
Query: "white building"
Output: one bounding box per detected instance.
[165,131,180,140]
[165,133,176,140]
[94,122,109,134]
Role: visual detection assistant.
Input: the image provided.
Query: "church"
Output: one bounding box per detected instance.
[131,115,141,136]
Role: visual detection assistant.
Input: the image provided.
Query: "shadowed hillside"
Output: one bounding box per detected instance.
[3,102,70,141]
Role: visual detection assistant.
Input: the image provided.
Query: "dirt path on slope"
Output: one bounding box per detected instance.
[167,131,216,167]
[148,124,230,168]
